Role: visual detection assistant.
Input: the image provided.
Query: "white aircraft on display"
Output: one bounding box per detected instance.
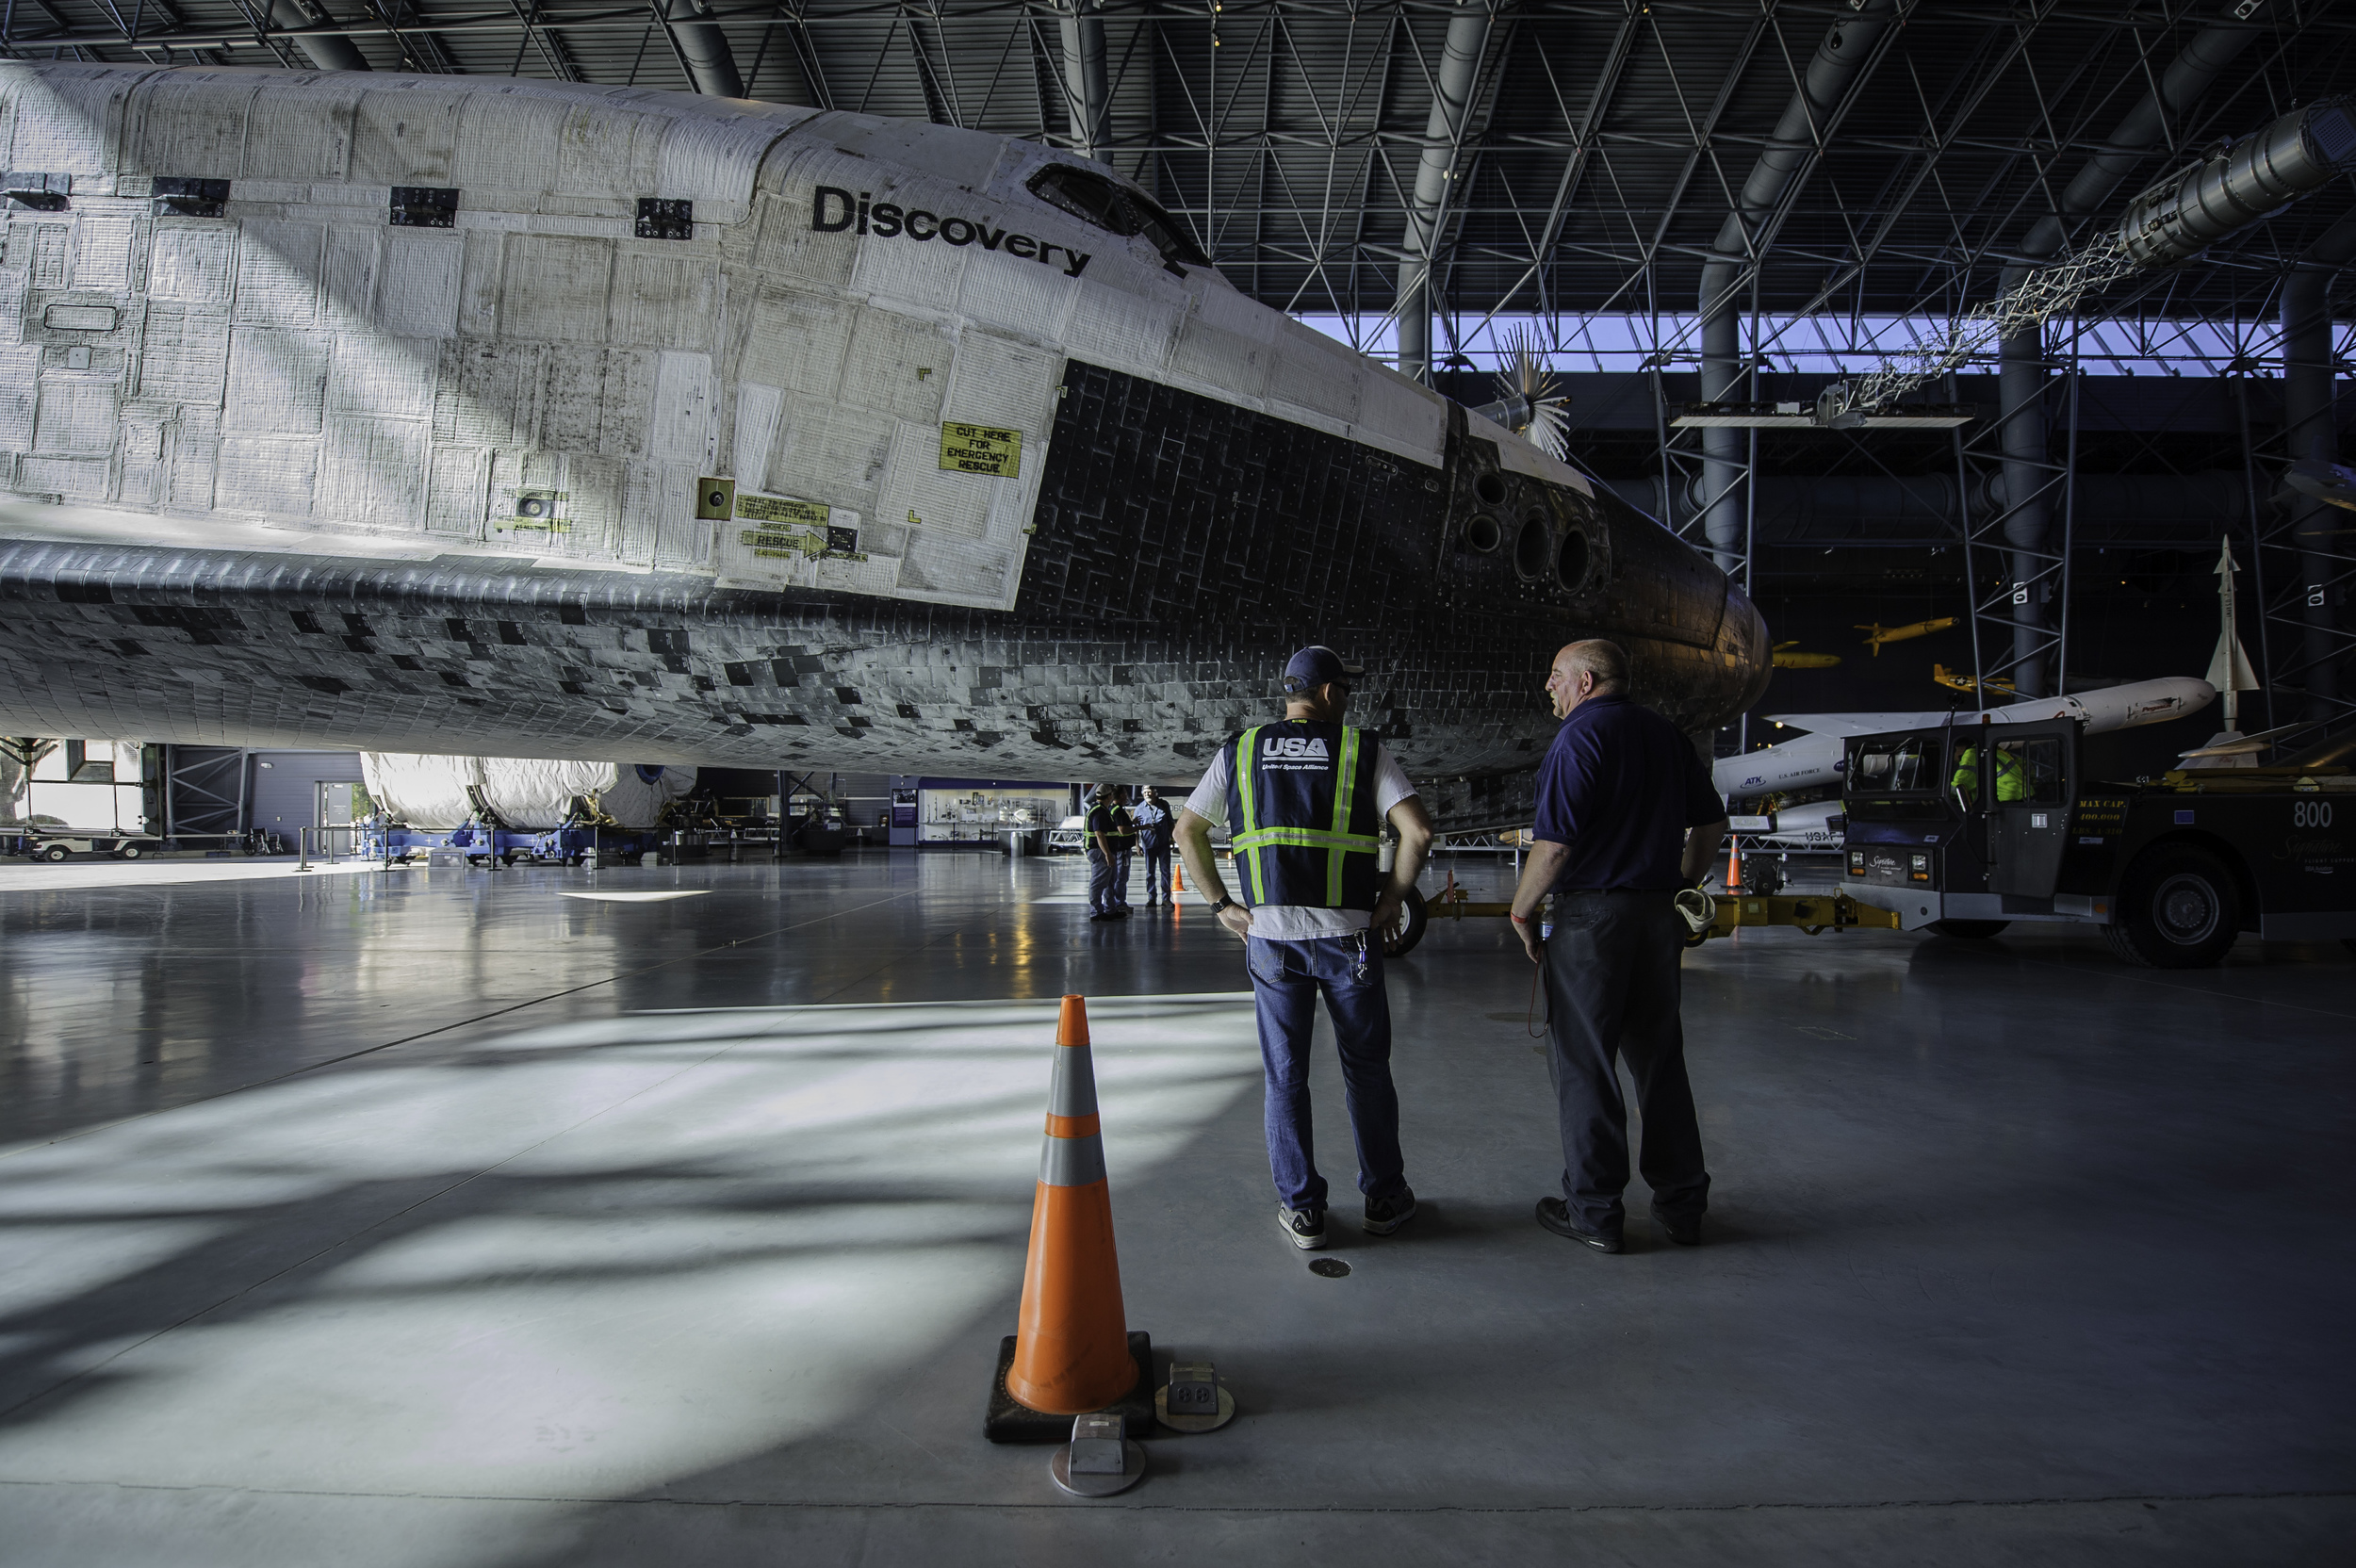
[1712,676,2217,801]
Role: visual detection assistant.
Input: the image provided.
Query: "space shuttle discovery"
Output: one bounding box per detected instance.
[0,65,1768,819]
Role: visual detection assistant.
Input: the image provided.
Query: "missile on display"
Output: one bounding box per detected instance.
[0,65,1769,825]
[1713,677,2216,800]
[1771,642,1841,669]
[1856,617,1955,656]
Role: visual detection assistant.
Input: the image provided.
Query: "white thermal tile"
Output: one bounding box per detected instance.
[216,434,319,514]
[556,105,663,198]
[17,453,109,498]
[456,230,501,336]
[242,78,363,181]
[4,68,133,176]
[750,191,858,289]
[897,530,1012,605]
[0,354,33,453]
[1192,278,1279,341]
[126,75,257,180]
[224,326,330,434]
[596,348,656,459]
[318,413,428,529]
[743,284,854,398]
[134,304,230,404]
[772,392,892,510]
[423,445,490,536]
[452,92,564,194]
[839,308,953,422]
[610,252,714,351]
[327,335,436,419]
[1270,339,1362,421]
[28,222,68,290]
[878,421,990,541]
[941,329,1055,434]
[232,220,322,324]
[848,218,971,314]
[500,235,613,343]
[320,226,380,332]
[657,107,812,209]
[1352,362,1447,461]
[434,340,543,448]
[953,247,1076,343]
[648,350,713,464]
[651,487,713,568]
[731,382,782,488]
[73,213,136,291]
[1170,318,1273,401]
[376,231,462,339]
[32,376,119,453]
[350,89,463,186]
[1063,279,1182,375]
[828,118,1002,192]
[537,344,609,452]
[167,405,219,507]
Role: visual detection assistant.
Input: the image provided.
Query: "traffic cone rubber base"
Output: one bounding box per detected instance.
[986,1331,1155,1444]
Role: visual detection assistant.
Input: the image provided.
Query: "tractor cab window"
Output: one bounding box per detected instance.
[1847,733,1946,818]
[1949,736,2063,806]
[1027,165,1211,270]
[2021,737,2065,804]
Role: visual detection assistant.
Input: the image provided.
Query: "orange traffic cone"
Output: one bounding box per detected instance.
[1172,859,1185,893]
[988,995,1150,1440]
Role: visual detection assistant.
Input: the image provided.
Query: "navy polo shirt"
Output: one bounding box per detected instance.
[1531,694,1726,890]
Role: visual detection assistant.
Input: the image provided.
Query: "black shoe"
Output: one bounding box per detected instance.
[1536,1197,1622,1253]
[1088,911,1115,922]
[1361,1187,1417,1235]
[1278,1205,1327,1250]
[1653,1208,1703,1246]
[1110,906,1132,919]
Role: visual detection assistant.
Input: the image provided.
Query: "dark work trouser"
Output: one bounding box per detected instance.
[1141,842,1172,902]
[1086,846,1117,912]
[1541,889,1710,1233]
[1248,934,1407,1211]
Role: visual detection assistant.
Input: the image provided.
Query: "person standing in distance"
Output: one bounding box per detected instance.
[1108,790,1139,912]
[1173,646,1434,1250]
[1508,639,1727,1253]
[1131,784,1175,907]
[1085,784,1128,922]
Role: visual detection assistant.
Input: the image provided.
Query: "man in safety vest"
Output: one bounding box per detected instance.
[1951,743,2027,804]
[1173,646,1434,1251]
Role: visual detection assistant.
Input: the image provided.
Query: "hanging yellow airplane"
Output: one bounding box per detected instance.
[1932,663,2016,695]
[1857,616,1957,656]
[1772,642,1843,669]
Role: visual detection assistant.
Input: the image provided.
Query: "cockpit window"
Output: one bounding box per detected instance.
[1026,164,1211,271]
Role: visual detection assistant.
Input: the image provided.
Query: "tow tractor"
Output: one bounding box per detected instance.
[1838,716,2356,968]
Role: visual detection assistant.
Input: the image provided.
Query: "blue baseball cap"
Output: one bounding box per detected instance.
[1282,645,1365,694]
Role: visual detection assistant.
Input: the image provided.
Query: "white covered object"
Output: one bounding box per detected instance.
[363,754,695,830]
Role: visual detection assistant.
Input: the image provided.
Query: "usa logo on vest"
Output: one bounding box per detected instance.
[1263,735,1331,761]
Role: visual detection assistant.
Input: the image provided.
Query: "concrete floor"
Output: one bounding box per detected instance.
[1,849,2350,1565]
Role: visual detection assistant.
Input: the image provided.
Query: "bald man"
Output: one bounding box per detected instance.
[1507,639,1728,1254]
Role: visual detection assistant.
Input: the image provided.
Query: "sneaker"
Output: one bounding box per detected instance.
[1278,1205,1327,1250]
[1652,1207,1703,1247]
[1361,1188,1417,1235]
[1536,1197,1623,1253]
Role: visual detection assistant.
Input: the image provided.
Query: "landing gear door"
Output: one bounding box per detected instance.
[1979,720,2078,898]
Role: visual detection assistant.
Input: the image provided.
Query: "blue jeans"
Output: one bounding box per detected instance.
[1112,848,1134,906]
[1247,934,1407,1211]
[1141,844,1172,902]
[1087,847,1117,912]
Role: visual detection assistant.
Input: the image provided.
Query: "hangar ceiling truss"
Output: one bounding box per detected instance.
[5,1,2349,359]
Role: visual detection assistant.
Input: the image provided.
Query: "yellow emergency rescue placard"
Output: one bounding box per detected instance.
[736,493,829,529]
[939,422,1023,478]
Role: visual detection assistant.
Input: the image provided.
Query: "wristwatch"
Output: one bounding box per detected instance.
[1211,895,1236,913]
